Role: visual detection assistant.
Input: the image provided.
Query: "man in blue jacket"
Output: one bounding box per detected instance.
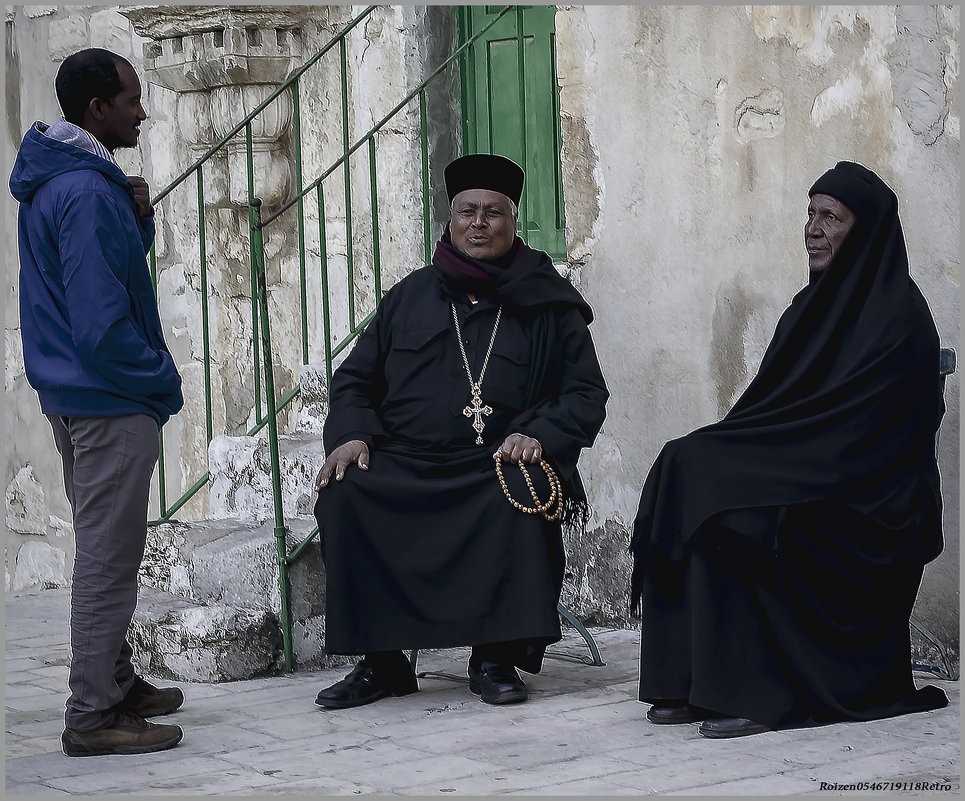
[10,48,185,757]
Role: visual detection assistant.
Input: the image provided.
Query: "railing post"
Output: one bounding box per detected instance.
[316,185,334,391]
[149,246,168,520]
[368,136,382,302]
[249,196,295,672]
[419,90,431,265]
[196,166,213,443]
[246,123,263,425]
[340,36,356,332]
[291,77,310,365]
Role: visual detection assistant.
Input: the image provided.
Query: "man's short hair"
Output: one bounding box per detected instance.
[55,48,130,124]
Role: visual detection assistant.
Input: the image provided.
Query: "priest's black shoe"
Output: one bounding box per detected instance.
[468,662,528,705]
[646,701,722,725]
[315,659,418,709]
[697,716,770,739]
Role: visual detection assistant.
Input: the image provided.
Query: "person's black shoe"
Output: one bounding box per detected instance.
[62,710,183,757]
[646,701,722,725]
[468,662,528,705]
[315,659,418,709]
[698,716,771,738]
[117,675,184,718]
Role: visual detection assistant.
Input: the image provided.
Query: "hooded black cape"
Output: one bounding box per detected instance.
[314,238,608,672]
[630,162,948,728]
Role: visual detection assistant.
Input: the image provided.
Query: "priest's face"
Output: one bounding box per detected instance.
[450,189,518,261]
[805,194,856,272]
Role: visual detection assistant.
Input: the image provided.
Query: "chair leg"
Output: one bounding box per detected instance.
[557,602,605,666]
[406,608,604,674]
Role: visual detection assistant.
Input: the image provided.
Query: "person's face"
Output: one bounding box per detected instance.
[91,60,147,151]
[804,193,856,272]
[449,189,518,261]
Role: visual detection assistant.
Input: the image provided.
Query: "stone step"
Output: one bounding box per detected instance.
[208,363,328,520]
[130,585,282,682]
[140,518,316,608]
[138,517,342,675]
[205,361,330,521]
[207,430,323,522]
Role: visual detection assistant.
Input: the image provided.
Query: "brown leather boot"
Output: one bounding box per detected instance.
[62,710,183,756]
[117,675,184,717]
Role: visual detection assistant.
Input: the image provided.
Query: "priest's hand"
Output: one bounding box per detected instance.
[497,433,543,464]
[315,440,369,490]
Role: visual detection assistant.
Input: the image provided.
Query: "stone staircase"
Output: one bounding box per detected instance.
[131,365,354,682]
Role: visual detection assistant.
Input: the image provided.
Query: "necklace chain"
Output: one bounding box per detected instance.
[451,303,503,444]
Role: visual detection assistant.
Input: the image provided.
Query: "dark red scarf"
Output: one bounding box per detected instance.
[431,227,593,323]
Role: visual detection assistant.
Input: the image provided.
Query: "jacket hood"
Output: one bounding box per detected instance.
[9,122,128,202]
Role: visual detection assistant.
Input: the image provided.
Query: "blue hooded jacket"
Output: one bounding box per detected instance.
[10,123,183,426]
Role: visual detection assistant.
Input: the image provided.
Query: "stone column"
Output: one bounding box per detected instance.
[121,5,314,208]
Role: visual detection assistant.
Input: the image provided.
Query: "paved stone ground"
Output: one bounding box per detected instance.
[4,589,960,796]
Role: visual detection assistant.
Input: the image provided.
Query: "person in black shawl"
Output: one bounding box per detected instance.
[312,154,608,709]
[630,161,949,738]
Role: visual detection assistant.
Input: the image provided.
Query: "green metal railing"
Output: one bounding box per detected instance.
[149,5,602,672]
[148,6,378,523]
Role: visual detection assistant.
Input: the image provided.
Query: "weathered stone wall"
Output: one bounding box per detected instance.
[5,5,959,663]
[556,5,960,657]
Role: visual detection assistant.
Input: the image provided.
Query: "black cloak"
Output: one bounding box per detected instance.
[314,236,608,672]
[630,161,948,728]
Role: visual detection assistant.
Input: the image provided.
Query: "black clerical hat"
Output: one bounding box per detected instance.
[444,154,524,205]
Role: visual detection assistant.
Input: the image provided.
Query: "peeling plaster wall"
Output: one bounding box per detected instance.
[557,5,959,654]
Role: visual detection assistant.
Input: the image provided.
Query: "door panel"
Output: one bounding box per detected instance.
[460,6,566,257]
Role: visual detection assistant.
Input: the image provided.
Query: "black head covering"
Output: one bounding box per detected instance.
[809,160,887,223]
[445,153,524,206]
[629,161,944,612]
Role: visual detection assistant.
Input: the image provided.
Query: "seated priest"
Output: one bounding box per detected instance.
[312,154,609,709]
[630,161,949,738]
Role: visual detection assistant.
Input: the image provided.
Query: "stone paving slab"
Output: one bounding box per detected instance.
[110,766,283,796]
[4,588,960,796]
[5,780,73,796]
[5,657,51,673]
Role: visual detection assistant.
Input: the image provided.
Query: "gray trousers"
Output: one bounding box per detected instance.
[47,414,159,732]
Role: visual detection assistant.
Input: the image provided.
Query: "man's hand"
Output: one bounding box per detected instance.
[315,440,369,490]
[128,176,153,218]
[496,433,542,465]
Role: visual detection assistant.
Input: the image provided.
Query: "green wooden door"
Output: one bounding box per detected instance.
[459,6,566,258]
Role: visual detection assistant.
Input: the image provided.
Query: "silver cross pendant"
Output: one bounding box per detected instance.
[463,383,493,445]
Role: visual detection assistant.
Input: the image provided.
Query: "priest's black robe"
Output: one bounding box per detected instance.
[630,161,949,730]
[315,249,608,673]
